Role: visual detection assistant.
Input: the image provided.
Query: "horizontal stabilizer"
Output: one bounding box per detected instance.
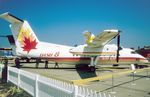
[0,12,23,23]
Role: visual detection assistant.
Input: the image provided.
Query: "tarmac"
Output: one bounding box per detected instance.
[8,63,150,97]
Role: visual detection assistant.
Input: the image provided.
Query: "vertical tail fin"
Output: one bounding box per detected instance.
[0,12,39,54]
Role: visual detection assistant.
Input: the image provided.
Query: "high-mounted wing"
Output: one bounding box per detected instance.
[70,29,120,56]
[86,29,120,48]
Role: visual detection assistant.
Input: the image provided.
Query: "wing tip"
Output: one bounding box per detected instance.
[104,29,121,33]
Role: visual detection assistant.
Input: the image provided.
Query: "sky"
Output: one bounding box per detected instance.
[0,0,150,48]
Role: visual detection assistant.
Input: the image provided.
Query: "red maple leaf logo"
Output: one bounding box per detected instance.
[22,36,38,53]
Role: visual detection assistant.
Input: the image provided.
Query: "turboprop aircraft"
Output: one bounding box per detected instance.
[0,12,148,72]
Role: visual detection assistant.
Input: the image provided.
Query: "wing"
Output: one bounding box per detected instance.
[87,29,120,48]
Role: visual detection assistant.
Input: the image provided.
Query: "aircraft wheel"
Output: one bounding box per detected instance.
[89,66,96,72]
[134,64,139,69]
[113,64,119,67]
[15,58,20,68]
[26,58,30,63]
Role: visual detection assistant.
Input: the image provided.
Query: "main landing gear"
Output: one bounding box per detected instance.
[76,56,98,72]
[88,56,98,72]
[89,66,96,72]
[15,58,20,68]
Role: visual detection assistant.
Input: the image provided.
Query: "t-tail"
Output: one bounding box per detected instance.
[0,12,39,54]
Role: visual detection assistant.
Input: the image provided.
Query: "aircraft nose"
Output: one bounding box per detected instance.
[143,58,149,63]
[140,56,149,63]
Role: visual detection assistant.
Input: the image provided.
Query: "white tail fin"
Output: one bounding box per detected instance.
[0,12,39,54]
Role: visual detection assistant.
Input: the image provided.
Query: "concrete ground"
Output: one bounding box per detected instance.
[5,63,150,97]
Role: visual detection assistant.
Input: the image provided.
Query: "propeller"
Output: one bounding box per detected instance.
[116,32,121,63]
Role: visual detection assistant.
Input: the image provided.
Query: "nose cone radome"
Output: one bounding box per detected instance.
[139,55,149,63]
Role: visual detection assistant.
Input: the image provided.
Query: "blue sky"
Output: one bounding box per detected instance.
[0,0,150,48]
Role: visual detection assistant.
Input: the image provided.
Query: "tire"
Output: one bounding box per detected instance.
[134,64,139,69]
[113,64,119,67]
[15,58,20,68]
[89,66,96,72]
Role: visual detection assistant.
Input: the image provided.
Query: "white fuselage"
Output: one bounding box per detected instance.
[16,42,148,65]
[0,12,148,67]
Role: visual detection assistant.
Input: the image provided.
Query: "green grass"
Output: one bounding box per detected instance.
[0,79,31,97]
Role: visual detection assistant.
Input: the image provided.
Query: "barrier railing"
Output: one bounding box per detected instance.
[0,64,114,97]
[0,64,4,77]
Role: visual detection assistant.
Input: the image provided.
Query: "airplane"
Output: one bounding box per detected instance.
[0,12,148,72]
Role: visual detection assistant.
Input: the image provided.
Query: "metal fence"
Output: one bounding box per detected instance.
[0,64,114,97]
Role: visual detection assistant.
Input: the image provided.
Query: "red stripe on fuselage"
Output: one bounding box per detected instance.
[39,57,145,64]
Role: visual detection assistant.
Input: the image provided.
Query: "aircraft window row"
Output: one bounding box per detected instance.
[102,55,116,56]
[73,54,78,56]
[73,54,88,57]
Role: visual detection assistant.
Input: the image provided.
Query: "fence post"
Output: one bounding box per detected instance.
[74,85,78,97]
[7,66,9,83]
[0,65,1,73]
[35,75,39,97]
[110,71,116,94]
[0,65,1,78]
[131,72,136,85]
[2,58,8,83]
[146,69,149,80]
[17,69,20,90]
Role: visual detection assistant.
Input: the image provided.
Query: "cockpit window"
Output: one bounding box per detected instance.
[131,51,137,54]
[119,47,123,50]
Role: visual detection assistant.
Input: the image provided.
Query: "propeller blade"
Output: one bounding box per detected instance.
[116,33,120,62]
